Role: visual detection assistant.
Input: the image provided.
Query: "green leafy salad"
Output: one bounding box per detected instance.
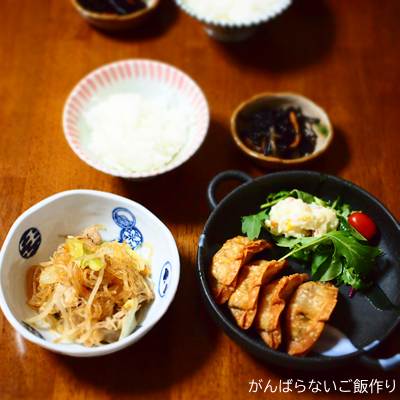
[242,190,382,291]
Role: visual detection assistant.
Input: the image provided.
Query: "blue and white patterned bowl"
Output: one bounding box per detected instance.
[0,190,180,357]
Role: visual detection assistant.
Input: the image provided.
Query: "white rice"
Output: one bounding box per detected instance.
[180,0,285,23]
[83,93,194,173]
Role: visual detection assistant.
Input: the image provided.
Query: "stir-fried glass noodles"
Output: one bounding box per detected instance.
[26,226,154,347]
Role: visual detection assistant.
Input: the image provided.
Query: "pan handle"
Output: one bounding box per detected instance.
[359,352,400,371]
[207,170,252,210]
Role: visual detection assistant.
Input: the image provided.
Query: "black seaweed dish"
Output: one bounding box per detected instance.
[197,170,400,371]
[78,0,147,15]
[237,106,320,159]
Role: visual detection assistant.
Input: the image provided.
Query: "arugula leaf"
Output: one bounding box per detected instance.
[276,236,319,260]
[279,230,381,288]
[260,189,326,210]
[240,189,382,291]
[279,235,327,260]
[292,189,323,205]
[336,267,368,290]
[260,191,292,209]
[328,231,381,275]
[275,236,303,248]
[339,217,367,241]
[311,246,331,275]
[318,248,343,281]
[241,210,267,240]
[336,203,352,219]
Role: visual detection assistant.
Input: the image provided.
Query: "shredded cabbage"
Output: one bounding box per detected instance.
[26,226,154,347]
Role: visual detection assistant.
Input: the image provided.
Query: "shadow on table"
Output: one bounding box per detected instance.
[215,0,336,73]
[116,123,351,226]
[307,126,351,175]
[93,0,179,41]
[115,118,250,225]
[58,251,221,393]
[229,125,352,177]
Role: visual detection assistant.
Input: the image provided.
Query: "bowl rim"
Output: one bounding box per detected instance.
[197,170,400,367]
[230,92,334,165]
[70,0,160,21]
[62,59,210,179]
[0,189,180,357]
[175,0,292,28]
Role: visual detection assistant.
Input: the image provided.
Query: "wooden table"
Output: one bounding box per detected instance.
[0,0,399,398]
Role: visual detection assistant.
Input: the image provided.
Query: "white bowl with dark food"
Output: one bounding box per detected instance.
[175,0,292,42]
[0,190,180,357]
[63,59,209,180]
[231,92,333,169]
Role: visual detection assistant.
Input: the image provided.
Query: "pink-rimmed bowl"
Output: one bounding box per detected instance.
[63,59,210,180]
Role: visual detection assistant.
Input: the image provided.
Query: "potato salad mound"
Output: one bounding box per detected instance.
[265,197,339,238]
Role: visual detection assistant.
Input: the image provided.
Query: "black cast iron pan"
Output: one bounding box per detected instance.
[197,170,400,371]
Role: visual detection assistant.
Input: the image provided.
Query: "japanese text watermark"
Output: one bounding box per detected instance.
[248,378,396,394]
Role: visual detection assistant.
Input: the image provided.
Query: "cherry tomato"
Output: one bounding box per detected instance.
[348,212,377,240]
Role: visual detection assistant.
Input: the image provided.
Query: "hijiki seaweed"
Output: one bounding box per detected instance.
[78,0,147,15]
[238,106,324,159]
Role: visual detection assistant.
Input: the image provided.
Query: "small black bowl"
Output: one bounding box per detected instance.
[197,170,400,371]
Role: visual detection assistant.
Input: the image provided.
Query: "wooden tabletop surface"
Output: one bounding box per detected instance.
[0,0,399,399]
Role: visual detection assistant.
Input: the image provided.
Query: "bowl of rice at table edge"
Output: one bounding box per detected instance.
[175,0,292,42]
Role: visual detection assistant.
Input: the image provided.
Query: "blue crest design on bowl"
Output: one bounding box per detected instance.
[158,261,171,298]
[112,207,136,228]
[19,228,41,259]
[120,228,143,249]
[112,207,143,249]
[21,321,45,340]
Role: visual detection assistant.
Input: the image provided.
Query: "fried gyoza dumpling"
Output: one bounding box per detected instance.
[210,236,271,304]
[228,260,287,329]
[255,273,309,349]
[285,281,338,356]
